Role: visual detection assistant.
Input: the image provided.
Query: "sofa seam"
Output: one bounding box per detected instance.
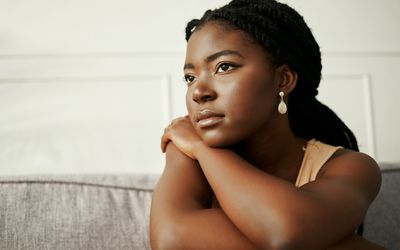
[0,180,154,192]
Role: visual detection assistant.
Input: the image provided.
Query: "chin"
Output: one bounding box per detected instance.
[201,132,237,148]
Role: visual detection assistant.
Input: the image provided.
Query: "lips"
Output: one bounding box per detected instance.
[196,109,225,128]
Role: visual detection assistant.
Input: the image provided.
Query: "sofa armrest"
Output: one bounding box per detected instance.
[364,164,400,250]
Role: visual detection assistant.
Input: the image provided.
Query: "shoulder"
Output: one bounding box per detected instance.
[317,149,382,204]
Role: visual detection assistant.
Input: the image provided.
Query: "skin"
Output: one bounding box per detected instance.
[150,22,384,250]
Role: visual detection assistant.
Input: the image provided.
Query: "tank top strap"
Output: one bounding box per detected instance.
[295,139,343,187]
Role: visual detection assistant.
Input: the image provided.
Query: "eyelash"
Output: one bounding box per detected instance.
[183,75,196,85]
[183,62,239,85]
[216,62,238,73]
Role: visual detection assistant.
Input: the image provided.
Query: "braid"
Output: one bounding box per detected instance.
[289,96,359,151]
[184,0,359,152]
[185,19,201,41]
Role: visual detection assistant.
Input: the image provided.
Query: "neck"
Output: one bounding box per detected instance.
[233,118,307,182]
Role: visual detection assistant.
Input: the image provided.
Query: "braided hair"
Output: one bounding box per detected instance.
[185,0,359,152]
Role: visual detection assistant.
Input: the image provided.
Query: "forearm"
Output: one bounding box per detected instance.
[194,146,300,248]
[150,143,258,249]
[151,172,258,250]
[193,145,362,249]
[151,206,258,250]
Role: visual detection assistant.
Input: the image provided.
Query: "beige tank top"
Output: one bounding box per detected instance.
[295,139,343,187]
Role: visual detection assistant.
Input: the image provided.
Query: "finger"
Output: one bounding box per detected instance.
[184,115,193,124]
[161,129,171,153]
[161,126,167,152]
[161,140,170,153]
[161,132,166,152]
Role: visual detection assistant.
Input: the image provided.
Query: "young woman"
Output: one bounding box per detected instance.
[150,0,383,249]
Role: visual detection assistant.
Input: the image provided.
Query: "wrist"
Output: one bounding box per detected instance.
[192,140,208,159]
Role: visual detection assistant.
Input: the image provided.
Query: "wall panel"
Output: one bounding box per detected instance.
[0,56,184,174]
[322,54,400,162]
[318,74,376,157]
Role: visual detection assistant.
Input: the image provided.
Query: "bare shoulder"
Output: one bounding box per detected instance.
[317,149,382,204]
[297,149,383,249]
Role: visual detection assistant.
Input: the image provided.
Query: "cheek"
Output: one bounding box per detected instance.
[185,90,194,114]
[223,78,277,138]
[185,90,201,129]
[185,91,190,111]
[226,78,275,116]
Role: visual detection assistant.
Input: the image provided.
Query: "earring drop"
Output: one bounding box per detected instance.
[278,91,287,114]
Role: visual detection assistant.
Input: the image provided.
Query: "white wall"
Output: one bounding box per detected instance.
[0,0,399,175]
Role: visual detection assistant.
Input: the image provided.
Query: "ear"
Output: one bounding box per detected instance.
[276,64,298,95]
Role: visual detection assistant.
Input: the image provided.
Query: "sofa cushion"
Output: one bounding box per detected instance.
[0,174,159,250]
[364,164,400,250]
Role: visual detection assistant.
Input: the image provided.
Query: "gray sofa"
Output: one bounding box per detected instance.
[0,164,399,250]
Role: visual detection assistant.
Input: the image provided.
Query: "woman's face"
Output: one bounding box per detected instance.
[184,22,282,147]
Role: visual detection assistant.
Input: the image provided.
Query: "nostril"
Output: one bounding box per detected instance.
[193,93,217,103]
[201,95,214,102]
[192,84,217,103]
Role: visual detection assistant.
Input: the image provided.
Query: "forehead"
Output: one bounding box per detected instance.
[185,22,268,63]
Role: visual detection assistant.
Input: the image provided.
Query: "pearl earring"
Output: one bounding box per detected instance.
[278,91,287,114]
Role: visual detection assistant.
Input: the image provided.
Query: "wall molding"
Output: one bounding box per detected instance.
[0,52,185,59]
[323,51,400,58]
[322,73,377,159]
[0,75,167,83]
[2,51,400,59]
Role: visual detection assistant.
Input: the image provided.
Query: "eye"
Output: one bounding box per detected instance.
[216,63,237,73]
[183,74,196,85]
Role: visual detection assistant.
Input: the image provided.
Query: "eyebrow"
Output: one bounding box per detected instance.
[184,50,244,70]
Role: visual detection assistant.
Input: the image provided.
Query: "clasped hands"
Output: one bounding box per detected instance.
[161,115,205,159]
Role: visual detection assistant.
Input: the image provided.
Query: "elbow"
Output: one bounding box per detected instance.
[258,233,305,250]
[263,235,303,250]
[254,216,311,250]
[150,219,184,250]
[256,233,299,250]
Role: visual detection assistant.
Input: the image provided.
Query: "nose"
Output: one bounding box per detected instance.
[191,80,217,104]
